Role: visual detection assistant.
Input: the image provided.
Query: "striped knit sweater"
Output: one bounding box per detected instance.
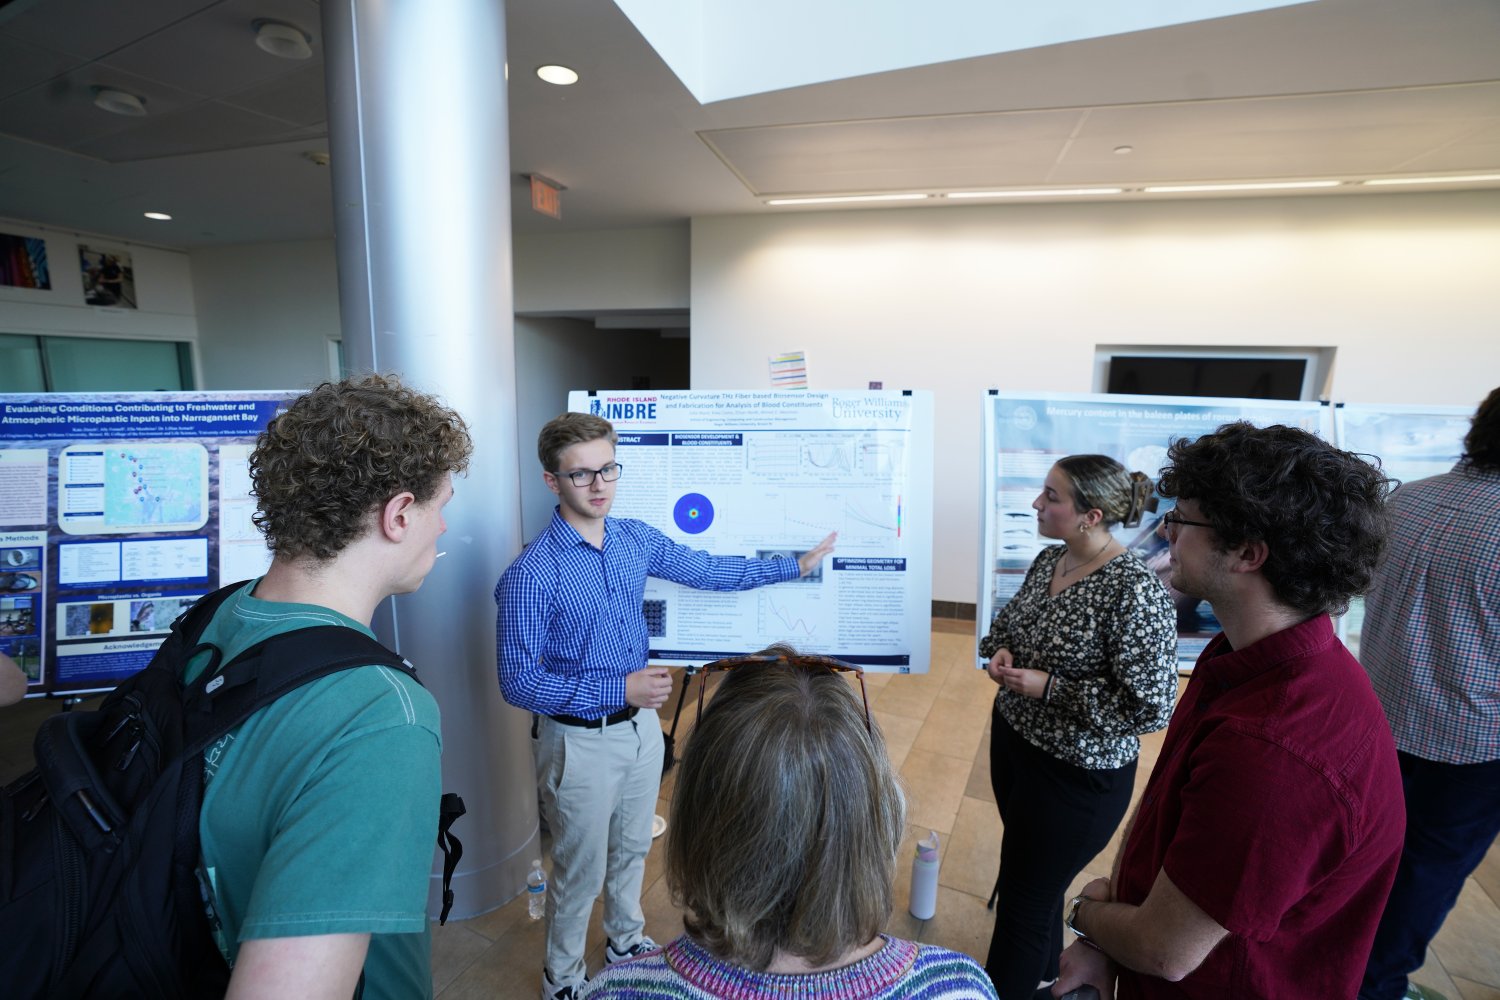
[579,933,998,999]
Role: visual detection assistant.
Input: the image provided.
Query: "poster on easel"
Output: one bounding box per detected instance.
[569,389,934,672]
[1333,402,1471,656]
[978,391,1330,670]
[0,391,292,697]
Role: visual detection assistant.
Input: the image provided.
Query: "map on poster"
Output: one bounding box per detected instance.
[0,392,291,696]
[570,389,934,672]
[978,391,1329,669]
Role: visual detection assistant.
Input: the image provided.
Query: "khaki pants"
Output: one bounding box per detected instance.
[533,709,663,986]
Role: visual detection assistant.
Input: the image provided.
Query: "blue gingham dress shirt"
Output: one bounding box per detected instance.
[494,509,800,719]
[1359,461,1500,764]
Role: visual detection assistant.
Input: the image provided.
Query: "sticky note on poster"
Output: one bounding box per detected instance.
[769,351,808,389]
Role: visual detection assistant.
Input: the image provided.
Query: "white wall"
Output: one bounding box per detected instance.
[0,217,197,346]
[191,240,342,391]
[515,315,689,538]
[513,225,689,314]
[690,190,1500,604]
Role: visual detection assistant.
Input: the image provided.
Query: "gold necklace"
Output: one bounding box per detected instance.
[1060,534,1111,576]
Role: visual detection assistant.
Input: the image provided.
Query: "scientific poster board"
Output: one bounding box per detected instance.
[1334,402,1471,655]
[569,389,934,672]
[978,391,1329,669]
[0,391,290,697]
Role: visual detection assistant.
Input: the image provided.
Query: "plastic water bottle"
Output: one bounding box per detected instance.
[526,859,547,921]
[909,831,940,920]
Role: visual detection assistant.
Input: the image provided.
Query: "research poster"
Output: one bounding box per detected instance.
[0,392,291,696]
[978,391,1329,668]
[569,389,935,672]
[1334,402,1471,654]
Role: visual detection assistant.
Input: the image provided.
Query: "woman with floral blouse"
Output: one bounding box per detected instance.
[978,454,1178,999]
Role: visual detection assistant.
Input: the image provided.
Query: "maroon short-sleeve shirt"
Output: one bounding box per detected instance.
[1115,615,1404,1000]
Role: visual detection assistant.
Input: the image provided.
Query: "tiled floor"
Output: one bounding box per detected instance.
[4,621,1497,998]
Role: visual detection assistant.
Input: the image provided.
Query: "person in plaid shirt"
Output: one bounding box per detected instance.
[1358,386,1500,1000]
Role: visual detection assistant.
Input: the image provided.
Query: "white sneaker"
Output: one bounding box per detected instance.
[541,969,586,1000]
[605,935,660,964]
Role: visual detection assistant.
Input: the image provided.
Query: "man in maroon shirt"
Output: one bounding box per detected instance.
[1054,422,1405,1000]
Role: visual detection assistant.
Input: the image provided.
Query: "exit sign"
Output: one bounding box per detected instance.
[530,175,563,219]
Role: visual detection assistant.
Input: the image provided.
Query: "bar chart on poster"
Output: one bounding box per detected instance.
[0,391,291,696]
[570,390,934,672]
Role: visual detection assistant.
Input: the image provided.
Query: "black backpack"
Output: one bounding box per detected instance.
[0,582,465,999]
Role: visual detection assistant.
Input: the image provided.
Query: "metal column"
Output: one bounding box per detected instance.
[321,0,535,919]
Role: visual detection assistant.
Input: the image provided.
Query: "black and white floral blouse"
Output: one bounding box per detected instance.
[979,545,1178,769]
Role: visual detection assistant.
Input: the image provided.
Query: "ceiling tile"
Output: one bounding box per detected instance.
[0,64,204,151]
[0,36,85,102]
[0,0,218,61]
[97,0,322,100]
[703,110,1085,194]
[1390,119,1500,173]
[221,59,326,127]
[73,100,306,162]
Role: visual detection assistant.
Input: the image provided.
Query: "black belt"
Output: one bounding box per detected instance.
[548,706,638,729]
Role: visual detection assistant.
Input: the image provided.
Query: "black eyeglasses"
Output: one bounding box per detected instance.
[679,653,872,736]
[1158,510,1214,538]
[557,462,623,487]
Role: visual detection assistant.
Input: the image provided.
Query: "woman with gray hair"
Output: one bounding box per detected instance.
[581,649,997,999]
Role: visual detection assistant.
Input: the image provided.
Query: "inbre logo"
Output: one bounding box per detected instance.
[591,401,656,420]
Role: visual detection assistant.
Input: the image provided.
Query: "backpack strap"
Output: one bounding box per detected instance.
[175,617,468,941]
[181,626,416,752]
[437,793,466,924]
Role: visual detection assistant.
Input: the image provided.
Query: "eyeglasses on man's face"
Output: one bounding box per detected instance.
[685,653,872,735]
[557,462,623,487]
[1157,509,1214,539]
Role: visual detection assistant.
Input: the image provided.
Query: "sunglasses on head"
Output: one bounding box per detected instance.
[684,652,873,735]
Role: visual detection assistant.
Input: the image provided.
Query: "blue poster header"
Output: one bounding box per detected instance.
[0,398,285,441]
[616,433,670,446]
[833,557,907,572]
[671,432,744,446]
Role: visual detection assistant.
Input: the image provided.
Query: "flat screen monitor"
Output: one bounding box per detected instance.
[1106,355,1308,400]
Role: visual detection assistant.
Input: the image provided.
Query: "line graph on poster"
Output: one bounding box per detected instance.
[758,589,824,645]
[740,490,902,548]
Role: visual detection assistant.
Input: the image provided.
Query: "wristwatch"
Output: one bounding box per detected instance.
[1066,893,1095,941]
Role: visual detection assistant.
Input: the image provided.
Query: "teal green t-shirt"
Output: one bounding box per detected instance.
[185,581,442,1000]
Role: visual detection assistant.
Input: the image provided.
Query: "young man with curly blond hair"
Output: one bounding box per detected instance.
[186,374,471,1000]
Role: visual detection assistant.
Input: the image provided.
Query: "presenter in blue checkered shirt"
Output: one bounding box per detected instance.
[495,412,835,1000]
[1358,386,1500,1000]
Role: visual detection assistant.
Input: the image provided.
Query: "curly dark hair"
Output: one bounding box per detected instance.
[1157,422,1392,616]
[251,374,472,561]
[1463,386,1500,472]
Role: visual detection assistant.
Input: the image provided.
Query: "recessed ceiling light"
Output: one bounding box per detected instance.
[143,212,172,221]
[254,20,313,60]
[1113,145,1134,155]
[1363,174,1500,186]
[947,188,1124,199]
[92,88,147,116]
[537,65,579,86]
[1143,180,1341,193]
[766,194,929,206]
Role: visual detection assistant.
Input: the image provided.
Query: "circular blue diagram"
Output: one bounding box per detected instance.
[673,493,714,534]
